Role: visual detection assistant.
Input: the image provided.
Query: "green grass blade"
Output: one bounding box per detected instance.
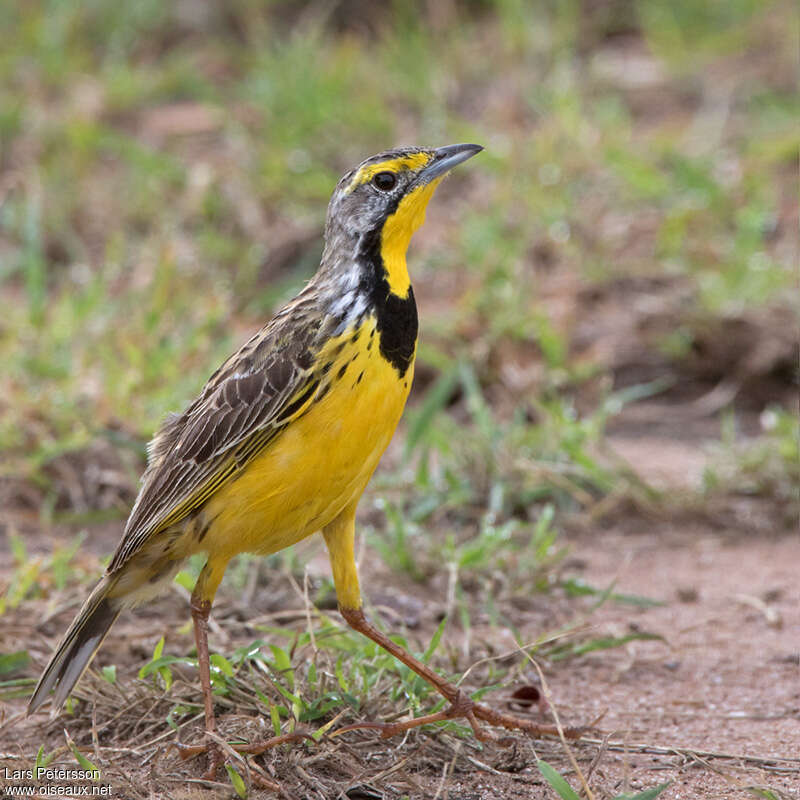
[422,617,447,663]
[64,729,100,778]
[0,651,30,675]
[537,760,581,800]
[549,632,665,661]
[225,763,248,798]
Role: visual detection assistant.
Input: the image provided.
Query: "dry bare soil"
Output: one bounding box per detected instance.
[1,401,798,799]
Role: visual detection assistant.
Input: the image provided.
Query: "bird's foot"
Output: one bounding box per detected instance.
[332,690,586,745]
[177,732,312,779]
[176,737,225,781]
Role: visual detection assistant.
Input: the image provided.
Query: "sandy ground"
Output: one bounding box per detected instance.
[2,511,798,799]
[547,524,800,799]
[1,399,797,800]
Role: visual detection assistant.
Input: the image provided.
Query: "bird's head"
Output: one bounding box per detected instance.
[327,143,483,238]
[323,143,483,297]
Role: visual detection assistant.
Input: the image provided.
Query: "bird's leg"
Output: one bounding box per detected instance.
[176,559,310,776]
[322,507,584,744]
[189,594,225,780]
[332,606,578,743]
[175,559,228,779]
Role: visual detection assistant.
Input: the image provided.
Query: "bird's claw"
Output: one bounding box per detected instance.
[175,731,312,779]
[331,690,586,746]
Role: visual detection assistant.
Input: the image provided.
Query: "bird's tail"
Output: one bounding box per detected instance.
[27,576,121,716]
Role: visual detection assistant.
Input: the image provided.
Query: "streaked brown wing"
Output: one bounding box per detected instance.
[108,296,329,572]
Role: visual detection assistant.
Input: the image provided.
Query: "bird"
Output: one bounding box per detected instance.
[28,143,569,777]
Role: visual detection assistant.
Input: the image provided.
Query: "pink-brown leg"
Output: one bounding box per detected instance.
[332,606,583,743]
[177,592,311,776]
[188,595,225,780]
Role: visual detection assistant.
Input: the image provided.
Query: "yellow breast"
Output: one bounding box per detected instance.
[201,316,414,560]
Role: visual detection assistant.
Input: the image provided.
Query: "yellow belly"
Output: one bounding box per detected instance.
[201,318,414,560]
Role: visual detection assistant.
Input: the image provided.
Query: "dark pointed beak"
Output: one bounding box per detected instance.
[418,143,483,184]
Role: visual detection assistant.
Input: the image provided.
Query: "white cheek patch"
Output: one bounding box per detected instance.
[328,289,354,319]
[329,290,369,335]
[326,264,361,319]
[349,293,369,319]
[339,263,361,291]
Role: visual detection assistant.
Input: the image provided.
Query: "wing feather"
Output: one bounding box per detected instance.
[108,298,333,572]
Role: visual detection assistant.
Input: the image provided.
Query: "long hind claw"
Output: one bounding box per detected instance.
[175,738,225,781]
[175,731,312,778]
[331,691,587,745]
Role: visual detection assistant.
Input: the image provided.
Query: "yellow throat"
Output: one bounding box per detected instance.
[379,177,443,298]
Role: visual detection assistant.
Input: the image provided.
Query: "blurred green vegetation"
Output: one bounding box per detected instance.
[0,0,796,537]
[1,6,797,791]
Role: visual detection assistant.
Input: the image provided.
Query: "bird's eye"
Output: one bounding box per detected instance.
[372,171,397,191]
